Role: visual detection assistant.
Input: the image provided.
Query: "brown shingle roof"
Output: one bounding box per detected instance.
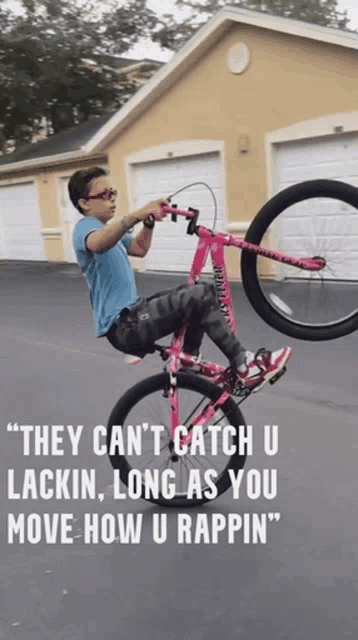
[0,115,112,167]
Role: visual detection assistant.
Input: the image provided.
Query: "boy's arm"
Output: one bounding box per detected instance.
[86,199,167,254]
[127,223,155,258]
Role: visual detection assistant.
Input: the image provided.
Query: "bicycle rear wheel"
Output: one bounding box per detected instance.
[241,179,358,340]
[107,372,246,507]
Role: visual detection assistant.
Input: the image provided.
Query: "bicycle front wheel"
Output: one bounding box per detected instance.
[107,372,246,507]
[241,179,358,341]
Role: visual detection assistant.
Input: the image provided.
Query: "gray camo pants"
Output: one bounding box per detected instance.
[106,282,246,368]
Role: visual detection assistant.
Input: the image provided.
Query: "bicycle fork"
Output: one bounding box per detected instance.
[165,326,233,455]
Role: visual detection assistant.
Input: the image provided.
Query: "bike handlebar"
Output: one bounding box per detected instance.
[146,203,200,235]
[147,204,196,222]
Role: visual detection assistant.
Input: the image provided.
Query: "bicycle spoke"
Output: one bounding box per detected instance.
[180,396,207,427]
[256,192,358,327]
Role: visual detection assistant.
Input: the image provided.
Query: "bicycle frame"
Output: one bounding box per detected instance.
[151,206,324,448]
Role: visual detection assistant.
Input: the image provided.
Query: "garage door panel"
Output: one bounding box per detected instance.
[276,135,358,280]
[153,248,199,271]
[344,159,358,173]
[280,163,348,183]
[137,180,222,204]
[135,154,220,175]
[145,227,200,267]
[6,226,42,243]
[132,152,224,273]
[5,215,40,228]
[0,182,45,260]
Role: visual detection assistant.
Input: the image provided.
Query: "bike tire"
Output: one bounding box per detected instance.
[241,179,358,341]
[107,371,246,507]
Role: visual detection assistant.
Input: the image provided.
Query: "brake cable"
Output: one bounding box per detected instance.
[168,181,218,230]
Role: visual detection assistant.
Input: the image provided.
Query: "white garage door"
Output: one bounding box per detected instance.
[0,182,45,260]
[131,152,225,273]
[275,134,358,280]
[59,176,83,263]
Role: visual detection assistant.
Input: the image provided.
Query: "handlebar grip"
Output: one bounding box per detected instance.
[149,209,163,222]
[147,204,197,222]
[148,203,179,221]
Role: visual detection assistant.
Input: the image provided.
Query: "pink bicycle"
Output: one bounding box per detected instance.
[107,179,358,507]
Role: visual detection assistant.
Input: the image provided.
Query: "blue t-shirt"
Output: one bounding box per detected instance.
[73,217,139,336]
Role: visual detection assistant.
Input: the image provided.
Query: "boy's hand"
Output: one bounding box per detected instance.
[139,198,170,222]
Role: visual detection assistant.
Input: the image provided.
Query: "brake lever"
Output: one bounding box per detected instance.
[171,203,177,222]
[187,208,199,235]
[147,203,197,224]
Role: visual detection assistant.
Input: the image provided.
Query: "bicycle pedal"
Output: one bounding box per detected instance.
[269,366,287,385]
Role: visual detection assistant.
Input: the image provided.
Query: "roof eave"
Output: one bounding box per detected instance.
[0,148,106,175]
[117,60,162,74]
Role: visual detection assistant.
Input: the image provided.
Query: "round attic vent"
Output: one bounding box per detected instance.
[227,43,250,74]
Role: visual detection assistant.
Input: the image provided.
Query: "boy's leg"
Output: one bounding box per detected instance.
[134,285,204,354]
[106,282,246,367]
[141,286,204,355]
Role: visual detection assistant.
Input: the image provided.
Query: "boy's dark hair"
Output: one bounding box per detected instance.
[68,167,108,214]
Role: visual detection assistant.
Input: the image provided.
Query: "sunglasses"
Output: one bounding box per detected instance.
[85,188,118,201]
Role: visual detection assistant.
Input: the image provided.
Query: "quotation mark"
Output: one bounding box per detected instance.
[7,422,19,432]
[268,513,280,522]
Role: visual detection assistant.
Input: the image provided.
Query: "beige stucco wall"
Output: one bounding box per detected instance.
[37,169,67,261]
[106,23,358,277]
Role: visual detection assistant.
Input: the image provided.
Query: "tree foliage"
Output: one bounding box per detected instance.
[0,0,160,148]
[153,0,350,53]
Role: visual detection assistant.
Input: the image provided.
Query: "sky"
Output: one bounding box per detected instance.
[4,0,358,62]
[129,0,358,61]
[126,0,189,62]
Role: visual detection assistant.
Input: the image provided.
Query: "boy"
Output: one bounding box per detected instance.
[70,167,292,393]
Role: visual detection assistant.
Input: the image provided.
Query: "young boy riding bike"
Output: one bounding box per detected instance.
[70,167,292,393]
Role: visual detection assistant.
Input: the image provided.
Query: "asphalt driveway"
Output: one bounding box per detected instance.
[1,261,357,639]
